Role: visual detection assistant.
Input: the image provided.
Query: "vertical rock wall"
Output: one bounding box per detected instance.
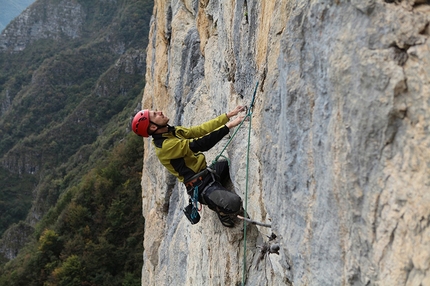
[141,0,430,285]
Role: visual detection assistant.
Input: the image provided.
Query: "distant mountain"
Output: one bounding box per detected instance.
[0,0,153,284]
[0,0,35,31]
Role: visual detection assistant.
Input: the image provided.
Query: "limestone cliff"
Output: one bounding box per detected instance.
[140,0,430,285]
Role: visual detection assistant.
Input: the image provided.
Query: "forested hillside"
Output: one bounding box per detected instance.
[0,0,153,284]
[0,132,145,285]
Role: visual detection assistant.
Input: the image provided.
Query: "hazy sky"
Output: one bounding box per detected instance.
[0,0,36,32]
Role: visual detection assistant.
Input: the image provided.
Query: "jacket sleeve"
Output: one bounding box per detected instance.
[161,125,229,155]
[189,125,229,152]
[176,113,229,139]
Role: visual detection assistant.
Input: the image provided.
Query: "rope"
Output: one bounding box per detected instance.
[211,82,259,167]
[241,82,258,286]
[209,82,259,286]
[210,117,246,167]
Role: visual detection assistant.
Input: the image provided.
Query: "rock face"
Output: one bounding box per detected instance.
[0,222,33,260]
[140,1,430,285]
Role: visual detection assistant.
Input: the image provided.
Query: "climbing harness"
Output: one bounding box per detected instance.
[183,169,217,224]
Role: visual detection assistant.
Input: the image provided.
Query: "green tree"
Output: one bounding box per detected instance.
[49,255,83,286]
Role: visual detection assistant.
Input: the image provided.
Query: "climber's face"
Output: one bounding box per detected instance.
[149,110,169,126]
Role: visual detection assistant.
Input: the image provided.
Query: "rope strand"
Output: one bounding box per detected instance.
[209,82,259,286]
[241,107,252,286]
[241,82,258,286]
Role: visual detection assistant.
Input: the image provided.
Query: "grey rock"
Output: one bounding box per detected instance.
[141,1,430,285]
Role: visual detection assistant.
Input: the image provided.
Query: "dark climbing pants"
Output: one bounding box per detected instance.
[187,160,242,215]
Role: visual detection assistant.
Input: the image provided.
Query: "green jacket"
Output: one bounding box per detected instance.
[152,114,229,182]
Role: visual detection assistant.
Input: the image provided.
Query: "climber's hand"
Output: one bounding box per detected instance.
[225,114,246,129]
[227,105,246,118]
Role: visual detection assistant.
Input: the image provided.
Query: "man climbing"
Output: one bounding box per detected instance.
[132,106,246,227]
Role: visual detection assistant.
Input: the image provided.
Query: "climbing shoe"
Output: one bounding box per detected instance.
[238,206,250,219]
[217,213,235,228]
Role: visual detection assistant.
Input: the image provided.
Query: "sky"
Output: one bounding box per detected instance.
[0,0,36,32]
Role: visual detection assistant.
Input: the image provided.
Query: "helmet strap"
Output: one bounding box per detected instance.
[149,121,168,135]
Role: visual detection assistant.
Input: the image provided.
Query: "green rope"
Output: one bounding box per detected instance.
[209,82,258,286]
[211,82,259,167]
[241,108,252,285]
[241,82,258,286]
[211,117,247,167]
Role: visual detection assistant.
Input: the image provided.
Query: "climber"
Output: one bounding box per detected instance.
[132,106,246,227]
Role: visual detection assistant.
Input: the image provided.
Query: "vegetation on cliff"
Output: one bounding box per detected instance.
[0,132,145,285]
[0,0,153,284]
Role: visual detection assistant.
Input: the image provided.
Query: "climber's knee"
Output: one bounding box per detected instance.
[204,186,242,214]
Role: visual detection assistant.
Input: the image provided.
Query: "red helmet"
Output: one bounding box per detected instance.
[132,109,151,137]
